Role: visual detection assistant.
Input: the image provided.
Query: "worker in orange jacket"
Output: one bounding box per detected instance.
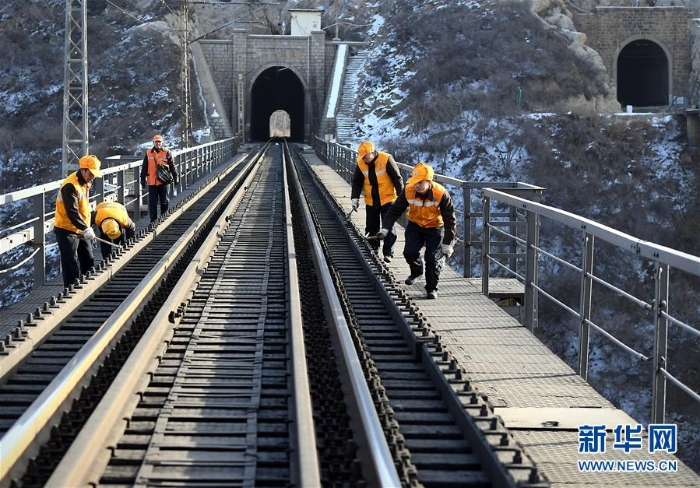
[376,162,456,299]
[350,141,403,262]
[141,134,179,223]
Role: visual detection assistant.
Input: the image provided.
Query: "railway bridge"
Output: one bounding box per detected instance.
[0,139,699,487]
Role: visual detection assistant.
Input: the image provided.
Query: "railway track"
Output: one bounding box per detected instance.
[0,146,259,487]
[1,142,546,488]
[292,144,545,488]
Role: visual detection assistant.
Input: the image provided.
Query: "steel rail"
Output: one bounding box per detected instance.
[280,143,322,487]
[46,143,322,487]
[286,144,403,488]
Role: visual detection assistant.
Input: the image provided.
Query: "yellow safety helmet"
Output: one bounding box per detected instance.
[79,155,103,177]
[357,141,375,158]
[102,219,121,240]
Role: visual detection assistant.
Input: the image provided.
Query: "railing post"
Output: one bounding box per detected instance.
[509,204,517,274]
[481,195,490,295]
[93,177,104,204]
[135,166,144,222]
[32,193,46,286]
[523,209,539,331]
[345,148,353,184]
[184,153,191,187]
[578,232,594,380]
[462,183,471,278]
[651,262,669,423]
[117,170,126,205]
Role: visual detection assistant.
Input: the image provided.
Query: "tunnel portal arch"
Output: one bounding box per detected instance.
[250,66,306,142]
[617,39,670,108]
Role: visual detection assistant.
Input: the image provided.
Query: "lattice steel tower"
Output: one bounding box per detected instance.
[181,0,193,148]
[61,0,89,177]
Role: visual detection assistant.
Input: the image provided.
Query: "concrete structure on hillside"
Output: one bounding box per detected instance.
[289,9,323,36]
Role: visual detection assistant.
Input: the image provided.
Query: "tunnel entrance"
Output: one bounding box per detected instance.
[617,40,669,108]
[250,67,305,142]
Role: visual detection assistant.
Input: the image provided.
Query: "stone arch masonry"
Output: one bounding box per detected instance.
[198,30,335,142]
[573,6,691,107]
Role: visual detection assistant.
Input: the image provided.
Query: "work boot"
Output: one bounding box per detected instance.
[405,274,422,285]
[427,290,438,299]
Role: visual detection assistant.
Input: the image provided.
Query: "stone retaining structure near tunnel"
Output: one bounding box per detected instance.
[573,6,691,107]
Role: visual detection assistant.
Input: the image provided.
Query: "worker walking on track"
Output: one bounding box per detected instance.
[54,155,102,288]
[350,141,403,262]
[141,134,179,223]
[375,162,456,299]
[92,201,136,260]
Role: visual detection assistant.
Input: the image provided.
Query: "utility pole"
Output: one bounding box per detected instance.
[181,0,193,148]
[61,0,89,177]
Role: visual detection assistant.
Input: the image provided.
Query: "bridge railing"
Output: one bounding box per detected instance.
[313,137,699,424]
[311,137,546,278]
[482,188,700,424]
[0,138,237,295]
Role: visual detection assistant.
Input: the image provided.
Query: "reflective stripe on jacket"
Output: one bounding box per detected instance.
[146,148,171,186]
[94,201,130,229]
[355,151,398,207]
[55,172,90,233]
[405,182,448,229]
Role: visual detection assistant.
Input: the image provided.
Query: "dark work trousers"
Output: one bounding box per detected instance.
[148,184,169,222]
[365,202,397,256]
[98,227,134,260]
[403,221,443,292]
[55,228,95,287]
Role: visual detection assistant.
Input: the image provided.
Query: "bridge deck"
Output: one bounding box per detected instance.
[302,150,700,487]
[1,147,698,486]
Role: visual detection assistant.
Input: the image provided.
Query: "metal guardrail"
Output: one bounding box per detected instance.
[0,138,237,289]
[482,188,700,424]
[311,137,546,278]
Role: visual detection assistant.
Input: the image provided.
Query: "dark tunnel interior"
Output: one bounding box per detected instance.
[250,67,305,142]
[617,40,669,108]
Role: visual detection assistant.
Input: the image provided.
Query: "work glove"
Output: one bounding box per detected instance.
[441,243,454,258]
[376,228,389,240]
[83,227,96,241]
[351,198,360,211]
